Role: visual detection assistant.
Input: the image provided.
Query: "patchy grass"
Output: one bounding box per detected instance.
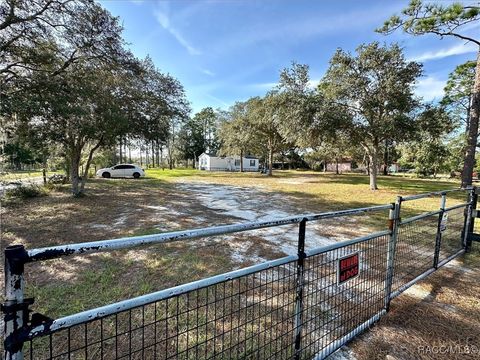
[3,183,49,205]
[1,169,477,358]
[0,169,44,180]
[349,252,480,360]
[147,168,465,217]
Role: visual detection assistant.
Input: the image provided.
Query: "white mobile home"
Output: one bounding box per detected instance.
[198,153,259,172]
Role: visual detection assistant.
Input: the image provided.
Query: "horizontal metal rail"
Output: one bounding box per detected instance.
[399,201,471,226]
[5,187,474,360]
[305,230,391,257]
[26,254,298,339]
[437,248,465,268]
[445,202,471,212]
[314,310,386,360]
[390,248,465,300]
[26,204,393,263]
[390,268,436,300]
[400,188,467,202]
[25,229,394,341]
[399,210,441,225]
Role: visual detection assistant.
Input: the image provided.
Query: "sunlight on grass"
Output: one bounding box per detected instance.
[145,168,465,216]
[0,170,44,180]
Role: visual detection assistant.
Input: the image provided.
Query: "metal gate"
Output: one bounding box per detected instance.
[2,187,478,359]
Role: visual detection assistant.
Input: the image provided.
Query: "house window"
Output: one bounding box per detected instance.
[250,160,256,166]
[235,159,241,166]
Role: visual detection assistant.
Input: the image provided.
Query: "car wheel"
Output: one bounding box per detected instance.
[133,172,140,179]
[102,172,111,178]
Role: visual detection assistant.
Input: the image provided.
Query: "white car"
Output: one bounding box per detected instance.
[96,164,145,179]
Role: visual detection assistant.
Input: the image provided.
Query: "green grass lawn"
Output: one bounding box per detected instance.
[0,169,44,180]
[145,168,466,216]
[2,168,478,359]
[0,169,65,181]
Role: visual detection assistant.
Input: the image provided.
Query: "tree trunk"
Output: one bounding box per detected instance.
[335,158,339,175]
[240,149,244,172]
[146,147,149,168]
[119,138,123,164]
[151,141,155,168]
[383,140,388,176]
[160,147,164,170]
[268,147,273,176]
[461,50,480,188]
[79,140,102,193]
[70,147,81,196]
[324,159,327,172]
[368,145,379,190]
[124,137,128,163]
[466,94,472,134]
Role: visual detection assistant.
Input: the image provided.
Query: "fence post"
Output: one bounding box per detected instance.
[464,187,477,252]
[433,193,447,269]
[293,218,307,360]
[384,196,401,312]
[3,245,28,360]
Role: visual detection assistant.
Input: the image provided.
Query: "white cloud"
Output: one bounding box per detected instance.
[211,5,399,54]
[307,79,320,89]
[153,9,201,55]
[205,93,230,108]
[201,69,215,76]
[415,76,446,101]
[408,42,477,62]
[251,79,319,91]
[250,82,278,90]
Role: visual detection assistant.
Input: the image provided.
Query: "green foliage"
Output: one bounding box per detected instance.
[377,0,480,46]
[319,42,423,189]
[218,101,262,158]
[1,1,189,195]
[4,184,48,203]
[177,117,206,162]
[441,60,476,130]
[193,107,221,152]
[398,106,457,176]
[378,0,480,187]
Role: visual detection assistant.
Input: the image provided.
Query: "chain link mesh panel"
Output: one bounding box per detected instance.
[439,207,466,262]
[299,234,389,359]
[11,194,472,360]
[392,214,438,293]
[27,261,298,360]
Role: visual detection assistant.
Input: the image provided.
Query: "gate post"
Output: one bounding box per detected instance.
[385,196,401,312]
[433,193,447,268]
[464,187,477,252]
[293,218,307,360]
[3,245,28,360]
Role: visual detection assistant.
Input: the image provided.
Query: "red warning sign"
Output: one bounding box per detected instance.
[337,253,359,285]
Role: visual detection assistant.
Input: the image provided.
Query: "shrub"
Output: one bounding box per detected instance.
[4,184,49,201]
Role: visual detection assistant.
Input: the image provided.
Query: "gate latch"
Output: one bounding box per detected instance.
[1,297,35,321]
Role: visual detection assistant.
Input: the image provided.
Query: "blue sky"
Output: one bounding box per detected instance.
[100,0,479,114]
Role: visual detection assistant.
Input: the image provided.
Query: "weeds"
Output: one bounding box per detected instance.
[3,183,49,205]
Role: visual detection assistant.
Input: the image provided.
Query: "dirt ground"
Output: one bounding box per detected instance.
[1,175,478,359]
[348,256,480,360]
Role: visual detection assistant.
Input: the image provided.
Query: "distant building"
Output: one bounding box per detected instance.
[198,153,259,172]
[326,159,352,173]
[388,162,400,173]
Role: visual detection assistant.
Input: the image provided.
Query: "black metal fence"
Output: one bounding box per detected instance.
[2,188,477,360]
